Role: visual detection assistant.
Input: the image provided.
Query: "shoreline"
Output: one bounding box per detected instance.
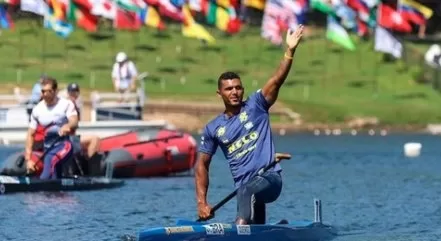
[0,86,438,135]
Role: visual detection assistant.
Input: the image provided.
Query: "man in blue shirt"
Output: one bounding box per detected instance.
[195,25,304,225]
[29,74,47,103]
[26,74,47,122]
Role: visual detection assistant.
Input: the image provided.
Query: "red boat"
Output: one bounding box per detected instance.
[0,128,198,178]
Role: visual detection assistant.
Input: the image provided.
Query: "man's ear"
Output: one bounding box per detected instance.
[216,89,221,98]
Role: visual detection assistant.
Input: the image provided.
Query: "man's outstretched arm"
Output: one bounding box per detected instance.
[195,152,213,206]
[261,25,304,107]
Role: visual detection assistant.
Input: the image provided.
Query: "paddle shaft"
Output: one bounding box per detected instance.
[18,136,65,172]
[196,158,282,222]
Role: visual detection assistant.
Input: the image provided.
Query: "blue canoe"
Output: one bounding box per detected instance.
[137,199,337,241]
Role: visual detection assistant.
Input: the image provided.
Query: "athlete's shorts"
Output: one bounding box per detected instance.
[40,140,73,179]
[236,171,282,224]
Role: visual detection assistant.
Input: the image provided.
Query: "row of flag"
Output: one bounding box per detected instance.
[0,0,435,53]
[314,0,434,60]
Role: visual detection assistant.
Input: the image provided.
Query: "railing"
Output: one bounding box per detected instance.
[89,72,148,122]
[0,88,31,125]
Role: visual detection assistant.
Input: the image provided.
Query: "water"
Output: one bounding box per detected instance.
[1,133,441,241]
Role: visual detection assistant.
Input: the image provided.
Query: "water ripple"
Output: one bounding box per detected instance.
[1,134,441,240]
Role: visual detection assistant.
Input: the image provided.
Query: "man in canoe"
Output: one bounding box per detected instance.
[24,76,79,179]
[195,26,304,225]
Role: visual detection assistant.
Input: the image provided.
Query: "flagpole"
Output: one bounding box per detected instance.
[64,38,68,70]
[42,23,47,73]
[372,4,381,97]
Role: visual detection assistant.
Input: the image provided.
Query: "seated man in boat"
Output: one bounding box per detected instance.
[24,76,79,179]
[195,26,304,224]
[63,83,101,161]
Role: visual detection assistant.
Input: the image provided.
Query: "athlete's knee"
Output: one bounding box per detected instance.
[258,172,282,203]
[80,135,100,148]
[236,186,254,223]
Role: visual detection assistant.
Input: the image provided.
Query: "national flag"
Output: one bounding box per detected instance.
[20,0,48,16]
[182,4,215,44]
[48,0,66,20]
[115,0,145,12]
[377,3,412,33]
[157,0,184,22]
[334,2,357,30]
[91,0,116,20]
[203,0,241,34]
[114,8,142,30]
[0,4,13,29]
[188,0,202,12]
[67,0,98,32]
[243,0,266,11]
[398,0,433,26]
[3,0,19,5]
[310,0,336,16]
[374,26,402,59]
[326,15,355,51]
[44,8,74,38]
[138,5,166,30]
[261,0,296,45]
[346,0,370,22]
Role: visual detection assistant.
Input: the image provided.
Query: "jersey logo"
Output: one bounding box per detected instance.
[227,131,259,154]
[244,121,253,130]
[239,112,248,123]
[217,127,226,137]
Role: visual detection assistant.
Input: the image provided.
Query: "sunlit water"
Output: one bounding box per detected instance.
[1,133,441,241]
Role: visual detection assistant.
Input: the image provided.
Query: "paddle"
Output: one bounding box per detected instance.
[196,152,291,222]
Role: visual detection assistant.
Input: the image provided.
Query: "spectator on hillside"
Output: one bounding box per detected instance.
[111,52,138,98]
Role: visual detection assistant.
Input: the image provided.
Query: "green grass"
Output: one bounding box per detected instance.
[2,20,441,124]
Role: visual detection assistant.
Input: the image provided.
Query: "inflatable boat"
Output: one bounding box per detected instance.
[0,128,198,178]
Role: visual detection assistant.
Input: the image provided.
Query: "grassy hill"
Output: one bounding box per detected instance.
[1,20,441,125]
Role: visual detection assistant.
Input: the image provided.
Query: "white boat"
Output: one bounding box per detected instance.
[0,74,175,144]
[0,120,175,144]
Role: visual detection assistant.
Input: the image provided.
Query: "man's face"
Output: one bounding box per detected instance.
[41,83,56,104]
[118,60,126,66]
[217,78,244,107]
[68,90,79,100]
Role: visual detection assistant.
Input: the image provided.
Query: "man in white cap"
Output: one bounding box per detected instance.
[112,52,138,99]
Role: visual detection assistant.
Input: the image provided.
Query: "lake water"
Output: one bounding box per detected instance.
[1,133,441,241]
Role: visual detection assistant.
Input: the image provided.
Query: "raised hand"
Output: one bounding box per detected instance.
[286,25,304,50]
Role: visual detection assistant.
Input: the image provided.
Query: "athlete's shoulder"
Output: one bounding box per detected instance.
[244,89,269,111]
[203,114,225,135]
[205,113,224,127]
[33,100,46,111]
[245,89,264,101]
[58,97,74,106]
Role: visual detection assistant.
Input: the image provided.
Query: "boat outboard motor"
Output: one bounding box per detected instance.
[0,151,27,176]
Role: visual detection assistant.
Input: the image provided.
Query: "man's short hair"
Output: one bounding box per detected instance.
[41,76,58,90]
[217,71,241,89]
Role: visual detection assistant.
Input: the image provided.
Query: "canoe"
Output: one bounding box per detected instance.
[137,199,337,241]
[0,175,124,195]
